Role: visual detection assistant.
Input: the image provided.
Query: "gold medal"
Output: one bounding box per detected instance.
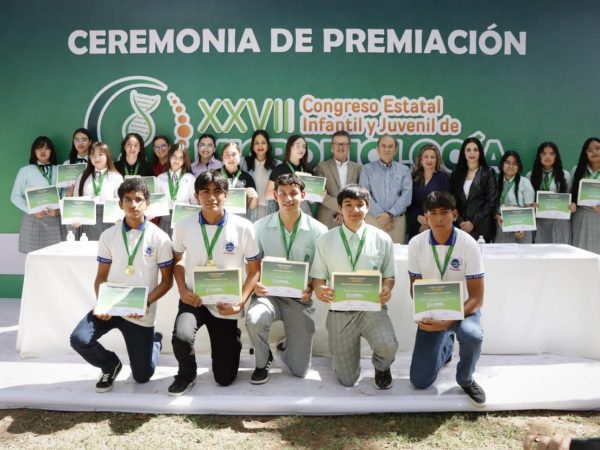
[125,265,135,276]
[206,259,216,267]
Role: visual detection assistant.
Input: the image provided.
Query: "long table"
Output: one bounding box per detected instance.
[16,242,600,359]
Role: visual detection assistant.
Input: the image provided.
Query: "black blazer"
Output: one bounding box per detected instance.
[114,160,154,177]
[451,166,498,242]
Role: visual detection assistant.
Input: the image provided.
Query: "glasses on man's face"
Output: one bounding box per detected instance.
[73,138,89,143]
[333,142,350,149]
[154,144,168,151]
[198,144,215,150]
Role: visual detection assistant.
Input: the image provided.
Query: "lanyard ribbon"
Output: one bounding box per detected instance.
[168,170,181,200]
[285,161,298,176]
[279,214,301,260]
[127,162,139,176]
[201,223,223,264]
[339,227,366,272]
[122,223,146,268]
[222,168,241,188]
[38,165,52,185]
[430,230,455,280]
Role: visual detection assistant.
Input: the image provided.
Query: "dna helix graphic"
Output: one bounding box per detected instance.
[122,90,161,144]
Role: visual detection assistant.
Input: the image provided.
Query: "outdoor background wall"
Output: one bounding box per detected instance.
[1,0,599,236]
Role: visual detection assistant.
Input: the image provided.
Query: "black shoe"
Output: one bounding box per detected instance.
[155,332,163,352]
[374,368,393,390]
[276,338,286,353]
[95,361,122,393]
[462,380,486,407]
[250,351,273,384]
[168,377,196,396]
[444,334,455,366]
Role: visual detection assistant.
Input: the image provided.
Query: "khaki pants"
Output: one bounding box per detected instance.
[365,213,406,244]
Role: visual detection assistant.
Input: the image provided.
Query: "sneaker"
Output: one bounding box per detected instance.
[95,361,122,393]
[462,380,486,407]
[155,332,163,352]
[250,351,273,384]
[276,337,286,353]
[444,334,455,366]
[374,368,393,390]
[168,377,196,396]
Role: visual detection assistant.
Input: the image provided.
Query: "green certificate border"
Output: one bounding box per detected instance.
[95,283,148,316]
[61,197,97,225]
[260,258,308,298]
[225,188,247,214]
[330,271,381,311]
[501,207,537,231]
[536,191,571,220]
[193,268,241,304]
[56,163,87,187]
[103,199,124,223]
[577,179,600,207]
[413,280,464,321]
[25,185,60,213]
[171,203,202,228]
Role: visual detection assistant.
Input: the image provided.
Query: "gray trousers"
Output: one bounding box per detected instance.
[326,307,398,386]
[245,295,315,377]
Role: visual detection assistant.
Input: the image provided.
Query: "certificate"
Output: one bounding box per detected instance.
[56,163,87,188]
[224,188,247,214]
[536,191,571,220]
[260,257,308,298]
[500,207,537,232]
[95,283,148,316]
[25,185,60,213]
[171,203,202,228]
[61,197,96,225]
[413,279,464,321]
[577,179,600,207]
[124,175,157,194]
[330,271,382,312]
[146,193,170,217]
[103,199,124,223]
[193,267,242,304]
[296,173,326,203]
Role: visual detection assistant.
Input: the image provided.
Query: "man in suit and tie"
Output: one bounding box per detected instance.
[314,130,362,229]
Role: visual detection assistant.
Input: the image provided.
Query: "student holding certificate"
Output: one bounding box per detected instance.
[571,137,600,254]
[310,185,397,389]
[114,133,153,177]
[169,170,261,395]
[528,142,573,244]
[69,177,174,393]
[407,191,486,406]
[494,151,535,243]
[247,174,327,384]
[10,136,61,253]
[220,142,259,221]
[70,142,124,240]
[156,143,196,236]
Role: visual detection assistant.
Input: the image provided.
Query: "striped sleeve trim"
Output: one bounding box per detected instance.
[246,253,262,262]
[408,271,422,278]
[158,259,174,268]
[466,273,485,279]
[97,256,112,264]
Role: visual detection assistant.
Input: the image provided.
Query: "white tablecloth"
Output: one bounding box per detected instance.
[17,242,600,359]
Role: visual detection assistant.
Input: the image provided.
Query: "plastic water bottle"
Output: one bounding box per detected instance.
[477,235,485,255]
[66,230,75,242]
[80,232,89,242]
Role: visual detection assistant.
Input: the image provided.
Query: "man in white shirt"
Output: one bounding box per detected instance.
[169,170,261,395]
[407,191,486,406]
[315,130,362,229]
[70,177,174,393]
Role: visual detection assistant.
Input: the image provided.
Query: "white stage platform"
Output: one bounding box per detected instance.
[1,299,600,414]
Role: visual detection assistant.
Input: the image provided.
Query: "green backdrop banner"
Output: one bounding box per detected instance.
[1,0,599,232]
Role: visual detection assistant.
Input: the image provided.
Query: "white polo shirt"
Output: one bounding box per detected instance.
[74,170,124,204]
[407,227,484,301]
[97,219,174,327]
[172,210,261,320]
[156,171,197,208]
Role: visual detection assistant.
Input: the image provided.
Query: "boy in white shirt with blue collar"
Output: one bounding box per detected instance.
[70,177,174,393]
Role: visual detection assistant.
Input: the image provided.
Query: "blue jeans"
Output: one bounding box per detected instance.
[410,310,483,389]
[70,311,161,383]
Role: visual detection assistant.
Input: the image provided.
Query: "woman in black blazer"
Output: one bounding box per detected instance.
[450,137,498,242]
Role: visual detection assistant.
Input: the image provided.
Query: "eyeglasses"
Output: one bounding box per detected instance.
[586,145,600,154]
[333,143,350,149]
[73,138,89,143]
[153,144,168,151]
[503,162,519,167]
[198,143,215,150]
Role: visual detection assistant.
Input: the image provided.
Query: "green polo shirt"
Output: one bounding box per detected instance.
[254,211,328,265]
[310,222,395,284]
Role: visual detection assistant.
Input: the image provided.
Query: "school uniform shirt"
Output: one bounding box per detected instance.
[407,227,484,301]
[222,168,256,190]
[97,219,174,327]
[11,163,58,212]
[156,170,196,208]
[527,169,572,193]
[73,170,124,203]
[310,222,395,285]
[254,211,327,264]
[172,210,261,320]
[114,160,154,177]
[498,176,535,207]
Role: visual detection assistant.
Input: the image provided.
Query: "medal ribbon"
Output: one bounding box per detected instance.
[38,165,52,185]
[430,230,455,280]
[127,162,139,176]
[201,223,224,263]
[121,222,146,268]
[278,214,301,260]
[222,168,241,188]
[500,178,515,205]
[339,227,367,272]
[167,170,181,200]
[285,161,297,176]
[92,171,106,196]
